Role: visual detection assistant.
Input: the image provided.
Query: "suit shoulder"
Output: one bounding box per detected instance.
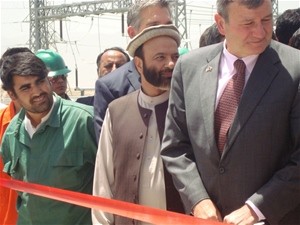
[76,96,94,106]
[270,40,300,54]
[95,60,139,92]
[180,42,223,62]
[269,41,300,71]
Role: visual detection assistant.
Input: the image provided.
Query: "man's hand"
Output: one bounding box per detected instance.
[192,199,222,221]
[223,204,259,225]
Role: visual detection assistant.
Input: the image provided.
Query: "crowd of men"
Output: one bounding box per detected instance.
[0,0,299,225]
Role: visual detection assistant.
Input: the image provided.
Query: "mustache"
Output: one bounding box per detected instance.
[160,68,174,75]
[30,93,47,103]
[162,68,173,73]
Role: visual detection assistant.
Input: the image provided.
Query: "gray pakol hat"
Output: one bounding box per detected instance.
[126,24,181,57]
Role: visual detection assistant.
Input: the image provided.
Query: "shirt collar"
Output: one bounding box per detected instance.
[138,90,169,109]
[222,40,259,76]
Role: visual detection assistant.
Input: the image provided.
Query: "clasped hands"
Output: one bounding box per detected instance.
[192,199,260,225]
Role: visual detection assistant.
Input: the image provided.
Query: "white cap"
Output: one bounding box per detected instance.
[126,24,181,57]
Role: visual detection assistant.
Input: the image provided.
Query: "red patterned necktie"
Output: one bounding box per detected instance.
[215,59,246,153]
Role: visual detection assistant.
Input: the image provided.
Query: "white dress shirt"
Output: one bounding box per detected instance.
[216,41,258,107]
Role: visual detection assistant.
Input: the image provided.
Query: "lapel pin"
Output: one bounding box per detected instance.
[206,66,213,72]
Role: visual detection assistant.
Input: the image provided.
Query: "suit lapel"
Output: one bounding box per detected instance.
[224,46,280,155]
[199,45,223,153]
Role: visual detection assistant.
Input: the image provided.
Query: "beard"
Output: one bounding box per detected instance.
[142,63,173,90]
[27,92,53,114]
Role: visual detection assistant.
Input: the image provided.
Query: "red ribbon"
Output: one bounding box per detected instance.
[0,178,225,224]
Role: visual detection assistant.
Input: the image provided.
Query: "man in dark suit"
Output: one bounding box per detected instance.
[96,47,130,78]
[93,0,173,141]
[161,0,300,225]
[76,47,130,106]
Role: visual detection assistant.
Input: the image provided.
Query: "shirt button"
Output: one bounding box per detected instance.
[139,133,143,139]
[219,167,225,174]
[133,175,137,181]
[143,113,148,118]
[136,153,140,159]
[133,196,137,203]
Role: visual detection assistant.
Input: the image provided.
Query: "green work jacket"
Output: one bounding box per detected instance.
[1,96,97,225]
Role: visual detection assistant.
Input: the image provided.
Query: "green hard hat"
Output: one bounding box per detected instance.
[178,47,189,55]
[35,49,71,77]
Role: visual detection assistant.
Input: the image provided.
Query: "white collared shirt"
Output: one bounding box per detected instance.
[216,41,259,108]
[138,90,169,212]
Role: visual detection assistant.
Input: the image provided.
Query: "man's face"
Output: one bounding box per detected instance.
[98,50,128,77]
[215,0,273,58]
[129,6,173,38]
[8,75,53,118]
[136,36,179,96]
[48,75,68,97]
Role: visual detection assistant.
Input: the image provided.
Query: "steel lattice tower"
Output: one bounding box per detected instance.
[29,0,188,52]
[272,0,279,21]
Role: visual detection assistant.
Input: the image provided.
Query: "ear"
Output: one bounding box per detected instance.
[97,68,101,77]
[7,90,17,101]
[214,13,226,36]
[134,56,143,75]
[127,26,136,39]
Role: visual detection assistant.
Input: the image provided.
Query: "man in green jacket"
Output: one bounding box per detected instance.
[0,49,97,225]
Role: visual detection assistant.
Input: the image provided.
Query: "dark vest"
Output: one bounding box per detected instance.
[109,90,185,225]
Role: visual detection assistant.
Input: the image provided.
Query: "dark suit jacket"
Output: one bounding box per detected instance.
[93,60,141,141]
[161,41,300,225]
[76,96,94,106]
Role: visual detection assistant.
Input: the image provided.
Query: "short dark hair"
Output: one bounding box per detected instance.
[199,23,225,47]
[275,8,300,45]
[217,0,274,21]
[1,51,48,91]
[96,47,130,67]
[289,28,300,50]
[0,47,32,67]
[134,44,144,59]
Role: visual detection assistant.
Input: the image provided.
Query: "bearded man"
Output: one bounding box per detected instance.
[92,24,185,225]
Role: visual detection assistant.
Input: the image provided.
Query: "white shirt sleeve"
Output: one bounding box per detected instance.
[92,109,115,225]
[245,200,266,221]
